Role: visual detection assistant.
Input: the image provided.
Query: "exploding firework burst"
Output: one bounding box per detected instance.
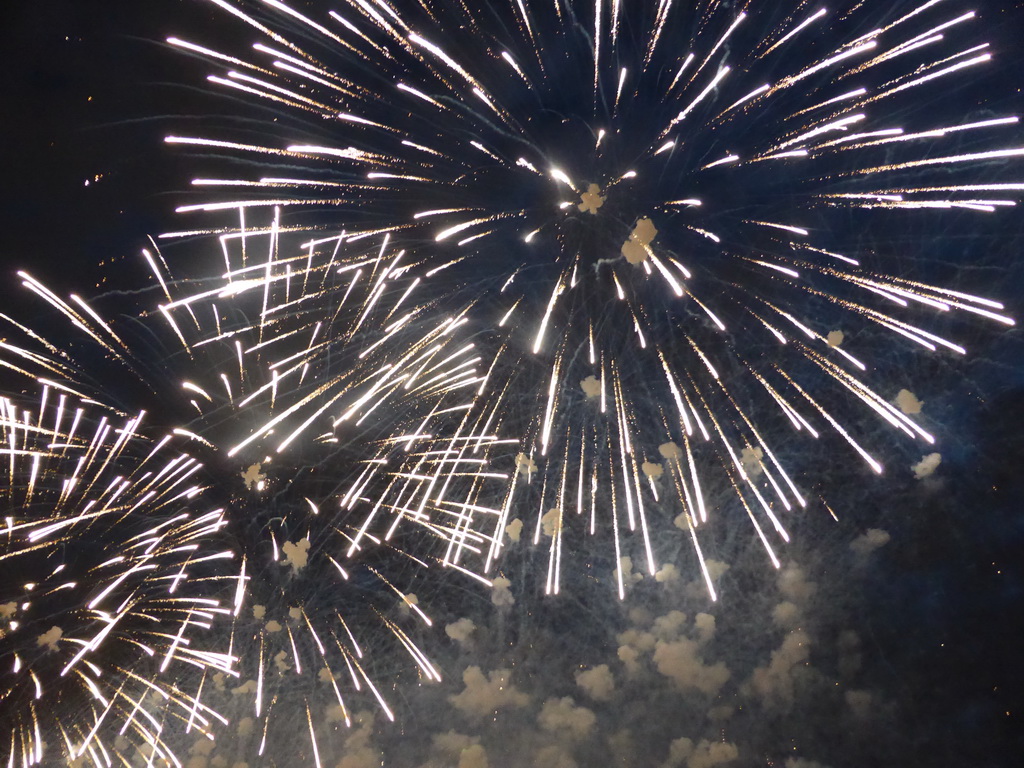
[0,386,235,767]
[165,0,1019,600]
[2,212,516,764]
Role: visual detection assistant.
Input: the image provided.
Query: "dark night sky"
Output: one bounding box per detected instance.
[3,2,1024,766]
[2,1,219,293]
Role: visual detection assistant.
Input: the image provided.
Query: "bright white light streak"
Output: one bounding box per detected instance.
[854,146,1024,175]
[694,12,745,81]
[396,81,444,108]
[775,113,866,152]
[470,140,501,161]
[751,260,800,279]
[181,381,212,403]
[660,356,693,436]
[549,167,576,190]
[683,439,708,521]
[692,298,726,332]
[788,88,870,124]
[366,172,431,182]
[532,281,565,354]
[684,511,717,601]
[668,53,695,91]
[751,221,809,236]
[648,253,684,296]
[688,338,720,378]
[760,149,809,161]
[435,217,494,241]
[763,8,828,57]
[867,51,991,103]
[702,154,739,169]
[788,376,883,473]
[781,41,878,89]
[724,83,770,111]
[501,51,529,83]
[540,364,559,455]
[305,706,322,768]
[615,67,628,109]
[668,66,731,130]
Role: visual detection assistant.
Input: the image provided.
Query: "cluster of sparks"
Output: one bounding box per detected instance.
[2,0,1020,765]
[0,391,234,766]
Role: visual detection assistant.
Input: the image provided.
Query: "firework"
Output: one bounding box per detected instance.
[2,213,516,764]
[0,386,235,766]
[165,0,1018,599]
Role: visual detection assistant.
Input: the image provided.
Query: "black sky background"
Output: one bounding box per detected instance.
[2,1,227,295]
[3,1,1024,765]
